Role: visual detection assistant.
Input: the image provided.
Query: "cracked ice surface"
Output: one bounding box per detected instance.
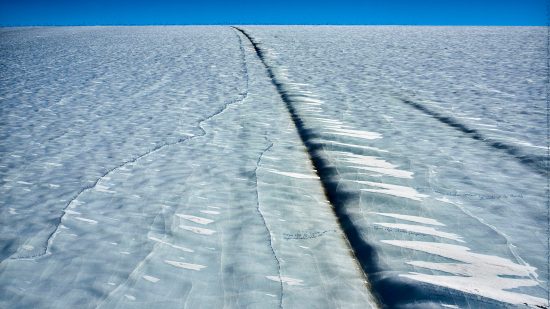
[245,26,548,308]
[0,26,249,261]
[0,27,376,308]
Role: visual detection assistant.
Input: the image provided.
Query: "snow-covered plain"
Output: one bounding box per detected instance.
[0,26,548,308]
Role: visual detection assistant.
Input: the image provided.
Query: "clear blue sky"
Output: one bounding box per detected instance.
[0,0,547,26]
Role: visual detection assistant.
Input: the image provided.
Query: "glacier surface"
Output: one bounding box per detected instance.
[0,26,547,308]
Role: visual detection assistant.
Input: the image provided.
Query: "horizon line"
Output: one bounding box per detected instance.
[1,23,547,27]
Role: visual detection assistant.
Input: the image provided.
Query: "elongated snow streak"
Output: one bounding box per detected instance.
[254,138,284,309]
[9,29,250,261]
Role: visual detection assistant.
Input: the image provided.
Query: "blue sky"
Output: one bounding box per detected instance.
[0,0,547,26]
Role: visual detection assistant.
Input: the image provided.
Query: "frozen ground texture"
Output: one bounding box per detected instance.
[0,26,548,308]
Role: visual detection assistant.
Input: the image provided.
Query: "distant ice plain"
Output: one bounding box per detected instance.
[0,26,547,308]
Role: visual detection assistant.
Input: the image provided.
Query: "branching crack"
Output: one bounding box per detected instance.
[8,28,250,262]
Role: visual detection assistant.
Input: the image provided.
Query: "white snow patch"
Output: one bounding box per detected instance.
[95,184,115,193]
[74,217,98,224]
[436,197,453,204]
[325,140,389,153]
[326,128,382,140]
[374,223,464,242]
[142,275,160,283]
[349,165,414,179]
[338,153,413,178]
[176,214,213,225]
[124,294,136,301]
[266,169,319,179]
[381,240,545,307]
[200,210,220,215]
[310,117,342,124]
[266,276,304,286]
[45,162,63,167]
[164,260,206,271]
[372,212,445,226]
[357,181,428,201]
[339,153,396,168]
[180,225,216,235]
[148,236,193,252]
